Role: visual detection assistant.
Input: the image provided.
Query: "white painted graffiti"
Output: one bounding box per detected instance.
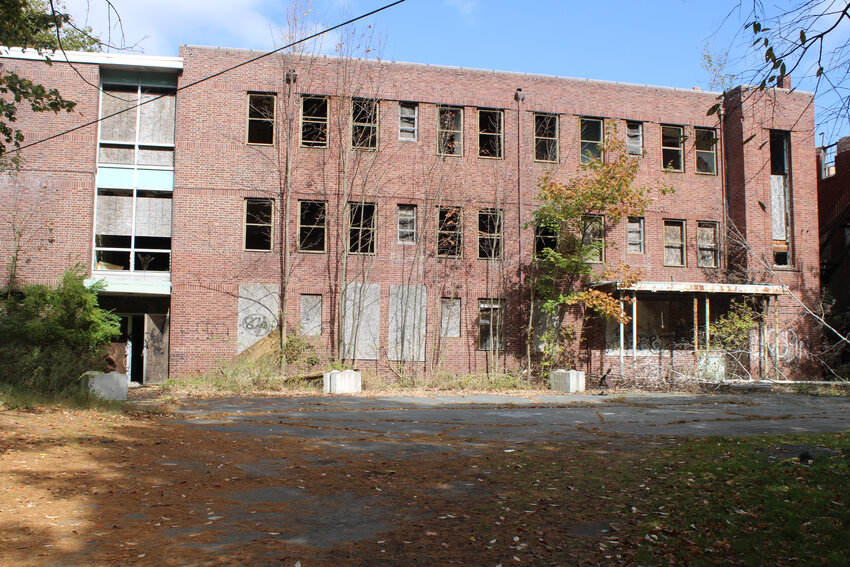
[766,328,808,362]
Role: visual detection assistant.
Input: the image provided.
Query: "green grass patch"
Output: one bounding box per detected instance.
[0,382,133,412]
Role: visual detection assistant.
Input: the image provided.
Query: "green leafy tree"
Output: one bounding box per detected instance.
[0,0,101,169]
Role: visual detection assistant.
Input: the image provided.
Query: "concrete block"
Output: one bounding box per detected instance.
[549,369,585,393]
[323,369,362,394]
[86,370,129,400]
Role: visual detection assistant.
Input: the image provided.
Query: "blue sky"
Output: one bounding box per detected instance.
[63,0,848,143]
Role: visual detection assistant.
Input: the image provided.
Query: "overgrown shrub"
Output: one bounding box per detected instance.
[0,268,120,395]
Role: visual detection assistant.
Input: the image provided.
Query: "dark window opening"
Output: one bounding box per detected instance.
[349,202,376,254]
[478,209,503,259]
[244,198,273,251]
[438,206,462,257]
[580,118,603,163]
[299,200,327,252]
[534,113,558,162]
[478,109,503,158]
[247,93,275,145]
[534,224,557,258]
[662,125,684,171]
[695,127,717,174]
[438,107,463,156]
[302,96,328,148]
[352,98,378,149]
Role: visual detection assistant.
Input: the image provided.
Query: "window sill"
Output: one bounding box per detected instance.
[246,142,275,147]
[300,143,328,149]
[243,248,274,253]
[695,171,717,176]
[478,155,504,160]
[297,249,327,254]
[437,153,463,158]
[533,158,559,164]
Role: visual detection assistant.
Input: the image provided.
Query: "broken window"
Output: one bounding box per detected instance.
[478,299,504,351]
[99,82,176,168]
[247,93,275,145]
[580,118,603,164]
[349,202,376,254]
[437,206,462,257]
[770,130,792,266]
[478,109,503,158]
[94,188,172,272]
[695,127,717,174]
[300,294,322,336]
[627,216,644,254]
[534,113,558,162]
[397,204,416,243]
[820,143,837,179]
[534,223,557,258]
[399,102,418,141]
[441,298,461,337]
[663,219,686,266]
[437,106,463,156]
[662,125,684,171]
[298,200,326,252]
[697,221,719,268]
[626,121,643,155]
[478,208,503,259]
[301,96,328,148]
[583,215,604,263]
[352,98,378,150]
[244,198,273,251]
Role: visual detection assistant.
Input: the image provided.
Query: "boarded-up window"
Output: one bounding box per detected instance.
[100,86,138,143]
[99,84,176,166]
[770,130,791,266]
[697,222,718,268]
[580,118,603,163]
[663,220,686,266]
[534,113,558,162]
[342,282,380,360]
[95,189,172,272]
[440,298,461,337]
[438,107,463,156]
[627,217,644,254]
[626,121,643,155]
[237,284,279,353]
[300,294,322,336]
[583,215,604,263]
[388,285,426,361]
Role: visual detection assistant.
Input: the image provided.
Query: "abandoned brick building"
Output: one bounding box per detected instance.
[0,45,821,383]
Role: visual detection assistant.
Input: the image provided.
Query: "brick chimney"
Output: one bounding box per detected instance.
[779,75,792,89]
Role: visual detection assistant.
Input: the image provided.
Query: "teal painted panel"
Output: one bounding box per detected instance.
[137,169,173,190]
[97,167,134,188]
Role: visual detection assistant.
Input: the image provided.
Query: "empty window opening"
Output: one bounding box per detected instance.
[438,206,462,257]
[478,109,503,158]
[352,98,378,150]
[244,198,273,251]
[820,143,837,179]
[301,96,328,148]
[438,106,463,156]
[534,113,558,162]
[95,188,172,272]
[770,130,792,265]
[662,125,684,171]
[627,216,644,254]
[399,102,418,141]
[534,223,557,258]
[583,215,604,263]
[695,127,717,174]
[478,299,504,351]
[298,200,326,252]
[663,219,686,266]
[697,221,719,268]
[349,202,376,254]
[397,204,416,243]
[247,93,275,145]
[626,121,643,156]
[441,298,461,337]
[580,118,603,164]
[478,208,503,259]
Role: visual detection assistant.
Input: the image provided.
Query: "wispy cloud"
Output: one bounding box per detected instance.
[442,0,479,23]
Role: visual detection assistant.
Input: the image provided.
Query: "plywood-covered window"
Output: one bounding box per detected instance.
[534,113,558,162]
[352,98,378,150]
[349,202,376,254]
[580,118,603,164]
[247,93,275,145]
[662,125,684,171]
[99,81,176,167]
[695,127,717,174]
[244,198,274,251]
[301,96,328,148]
[298,200,326,252]
[437,206,462,257]
[300,294,322,336]
[478,109,503,158]
[663,219,686,266]
[697,221,719,268]
[437,106,463,156]
[441,298,461,337]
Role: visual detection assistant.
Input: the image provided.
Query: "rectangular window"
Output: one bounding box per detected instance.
[437,206,462,257]
[663,220,686,266]
[298,200,326,252]
[478,109,503,158]
[770,130,792,266]
[662,125,684,171]
[399,102,418,141]
[583,215,604,263]
[349,202,376,254]
[697,221,719,268]
[397,204,416,243]
[478,299,504,351]
[247,93,275,145]
[301,95,328,148]
[626,121,643,155]
[580,118,603,164]
[352,98,378,150]
[534,113,558,162]
[94,188,172,272]
[437,106,463,156]
[627,216,644,254]
[99,82,176,168]
[695,127,717,174]
[440,297,461,337]
[534,223,557,258]
[244,198,273,251]
[478,208,503,259]
[300,294,322,336]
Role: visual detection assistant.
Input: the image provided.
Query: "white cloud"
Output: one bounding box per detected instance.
[442,0,479,22]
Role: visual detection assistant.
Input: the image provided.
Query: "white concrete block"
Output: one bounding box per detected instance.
[323,369,362,394]
[549,369,585,393]
[86,370,129,400]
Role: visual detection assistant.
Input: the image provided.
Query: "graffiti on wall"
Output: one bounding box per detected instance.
[766,328,810,362]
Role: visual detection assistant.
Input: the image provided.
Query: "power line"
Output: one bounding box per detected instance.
[13,0,408,153]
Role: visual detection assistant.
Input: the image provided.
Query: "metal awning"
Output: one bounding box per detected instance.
[593,281,785,295]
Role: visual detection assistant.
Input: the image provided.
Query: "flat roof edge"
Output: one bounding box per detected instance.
[0,46,183,70]
[595,281,786,295]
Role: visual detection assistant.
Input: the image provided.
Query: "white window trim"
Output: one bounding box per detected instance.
[397,204,417,244]
[399,102,418,142]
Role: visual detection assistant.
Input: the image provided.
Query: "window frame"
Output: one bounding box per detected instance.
[246,92,276,146]
[397,204,417,244]
[437,106,463,157]
[661,124,684,172]
[625,121,643,156]
[301,95,329,148]
[582,214,604,263]
[694,127,717,175]
[399,102,418,142]
[348,202,377,255]
[478,299,505,351]
[663,219,687,267]
[243,197,274,252]
[437,206,463,258]
[477,208,504,259]
[533,112,559,163]
[297,199,327,253]
[534,223,557,258]
[697,221,719,268]
[627,216,644,254]
[580,117,604,164]
[478,108,504,159]
[351,97,378,150]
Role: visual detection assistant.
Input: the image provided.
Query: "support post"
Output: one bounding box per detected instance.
[631,295,637,363]
[774,296,780,381]
[693,295,699,379]
[619,297,624,379]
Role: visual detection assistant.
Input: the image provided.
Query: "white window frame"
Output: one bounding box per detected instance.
[662,125,684,172]
[247,93,276,146]
[301,95,329,148]
[627,216,644,254]
[399,102,418,142]
[626,121,643,156]
[397,204,416,244]
[663,219,687,267]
